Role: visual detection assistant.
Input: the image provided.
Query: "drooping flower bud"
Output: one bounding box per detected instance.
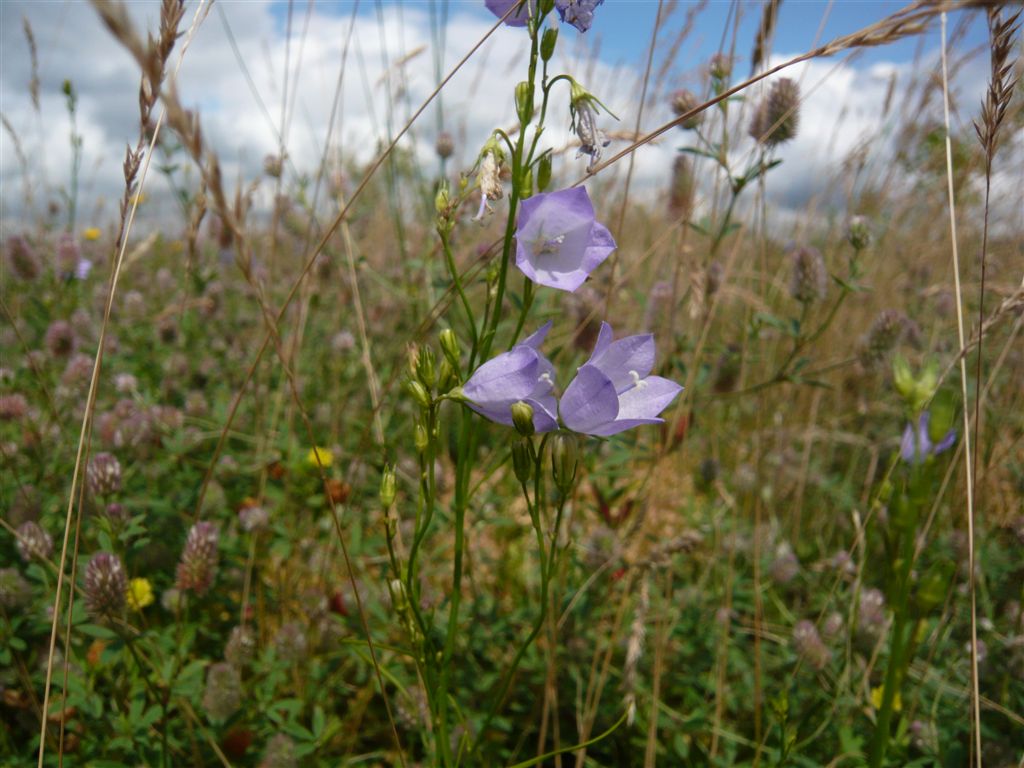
[511,401,536,437]
[87,452,122,497]
[515,81,535,125]
[511,440,533,484]
[379,465,397,508]
[84,552,127,621]
[435,131,454,160]
[550,432,579,495]
[176,521,220,595]
[750,78,800,147]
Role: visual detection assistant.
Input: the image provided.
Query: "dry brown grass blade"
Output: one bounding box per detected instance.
[751,0,782,75]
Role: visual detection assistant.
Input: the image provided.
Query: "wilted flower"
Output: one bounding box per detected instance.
[45,321,76,358]
[793,620,830,670]
[474,148,504,220]
[462,321,558,432]
[16,521,53,562]
[0,568,31,609]
[859,588,886,631]
[485,0,536,27]
[569,82,613,171]
[555,0,604,32]
[750,78,800,146]
[202,662,242,721]
[6,235,40,281]
[769,542,800,584]
[670,89,702,129]
[789,246,827,304]
[900,411,956,465]
[560,322,683,436]
[126,577,154,611]
[515,186,616,292]
[0,393,29,421]
[225,625,257,666]
[84,552,127,620]
[239,505,270,533]
[273,622,309,663]
[87,452,122,497]
[259,734,298,768]
[176,521,220,595]
[859,310,906,368]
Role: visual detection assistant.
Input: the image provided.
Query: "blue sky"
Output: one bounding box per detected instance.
[267,0,989,73]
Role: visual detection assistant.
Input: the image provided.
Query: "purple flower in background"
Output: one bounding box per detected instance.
[555,0,604,32]
[560,322,682,436]
[900,411,955,464]
[463,322,558,432]
[485,0,535,27]
[75,258,93,280]
[515,187,616,292]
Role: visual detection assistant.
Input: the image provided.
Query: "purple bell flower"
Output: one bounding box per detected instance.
[900,411,956,464]
[560,322,682,436]
[485,0,536,27]
[515,187,616,293]
[555,0,604,32]
[463,321,558,432]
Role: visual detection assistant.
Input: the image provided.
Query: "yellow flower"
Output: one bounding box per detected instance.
[126,578,154,611]
[870,685,901,712]
[306,446,334,468]
[129,192,148,206]
[83,227,101,241]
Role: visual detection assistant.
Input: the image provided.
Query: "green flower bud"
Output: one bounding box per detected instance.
[515,81,534,125]
[519,168,533,199]
[550,432,578,495]
[414,423,429,452]
[435,181,450,215]
[416,347,436,390]
[890,493,917,533]
[537,153,552,192]
[914,561,953,615]
[928,389,956,444]
[380,466,396,508]
[541,27,558,61]
[439,329,460,372]
[437,359,458,393]
[406,379,432,410]
[511,401,535,437]
[892,354,915,401]
[539,0,555,16]
[511,441,533,484]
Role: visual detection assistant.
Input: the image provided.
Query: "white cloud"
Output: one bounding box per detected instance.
[1,2,1015,239]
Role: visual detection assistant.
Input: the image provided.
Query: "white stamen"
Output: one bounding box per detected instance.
[536,233,565,256]
[538,372,553,386]
[629,370,647,390]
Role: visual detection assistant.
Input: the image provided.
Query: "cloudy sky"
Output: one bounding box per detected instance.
[0,0,1013,235]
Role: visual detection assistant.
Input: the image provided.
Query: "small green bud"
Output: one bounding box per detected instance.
[439,329,460,371]
[406,379,432,410]
[511,441,533,484]
[519,168,533,199]
[541,27,558,61]
[515,81,534,125]
[914,561,952,615]
[550,432,579,495]
[892,354,915,401]
[890,493,917,533]
[536,153,552,192]
[414,423,429,452]
[511,401,535,437]
[437,359,458,393]
[435,182,450,215]
[929,388,956,444]
[416,347,436,390]
[380,465,396,508]
[539,0,555,16]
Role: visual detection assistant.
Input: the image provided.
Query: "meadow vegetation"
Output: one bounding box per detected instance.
[1,0,1022,765]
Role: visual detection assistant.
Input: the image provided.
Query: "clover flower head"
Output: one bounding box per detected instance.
[555,0,604,32]
[485,0,536,27]
[900,411,955,465]
[559,322,682,436]
[84,552,127,620]
[16,521,53,562]
[462,322,558,432]
[176,521,220,595]
[515,186,616,292]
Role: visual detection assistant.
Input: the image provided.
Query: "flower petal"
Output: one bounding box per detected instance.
[463,347,538,407]
[521,320,553,351]
[616,376,683,420]
[585,417,663,437]
[589,332,656,392]
[559,364,619,435]
[524,395,559,433]
[582,221,616,272]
